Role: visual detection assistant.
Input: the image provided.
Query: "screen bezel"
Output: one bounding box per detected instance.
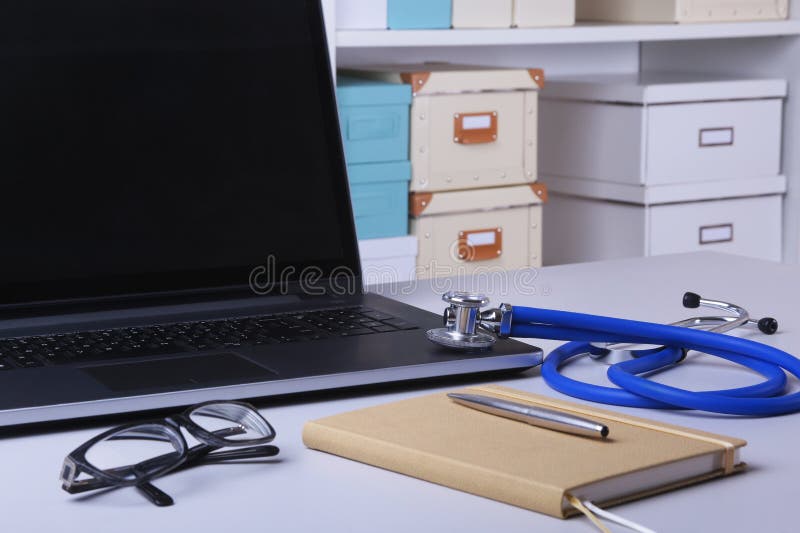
[0,0,362,310]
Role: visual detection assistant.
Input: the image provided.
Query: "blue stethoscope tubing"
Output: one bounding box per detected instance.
[508,306,800,416]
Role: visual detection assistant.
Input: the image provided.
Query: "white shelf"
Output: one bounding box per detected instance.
[337,20,800,48]
[544,175,788,205]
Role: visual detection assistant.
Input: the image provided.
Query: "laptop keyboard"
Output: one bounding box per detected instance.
[0,306,417,371]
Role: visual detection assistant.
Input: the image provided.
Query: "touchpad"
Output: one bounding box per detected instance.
[83,353,277,392]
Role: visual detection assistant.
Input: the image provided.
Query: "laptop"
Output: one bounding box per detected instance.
[0,0,542,427]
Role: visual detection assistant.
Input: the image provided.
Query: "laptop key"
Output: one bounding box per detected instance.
[381,318,417,330]
[21,359,43,368]
[340,328,374,336]
[43,352,69,364]
[360,310,394,321]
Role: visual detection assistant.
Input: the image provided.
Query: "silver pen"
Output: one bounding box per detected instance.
[447,393,610,439]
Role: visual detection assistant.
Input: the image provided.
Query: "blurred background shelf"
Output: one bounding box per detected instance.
[337,20,800,48]
[324,0,800,265]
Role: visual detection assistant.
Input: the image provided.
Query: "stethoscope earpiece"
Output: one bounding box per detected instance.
[682,292,702,309]
[758,317,779,335]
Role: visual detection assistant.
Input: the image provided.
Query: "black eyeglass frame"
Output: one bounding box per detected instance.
[61,400,276,498]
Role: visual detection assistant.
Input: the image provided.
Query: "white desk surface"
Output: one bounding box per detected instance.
[3,252,799,533]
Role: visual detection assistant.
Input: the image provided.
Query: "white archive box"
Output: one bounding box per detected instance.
[335,0,388,29]
[358,236,418,285]
[544,193,784,264]
[540,73,786,186]
[347,64,544,193]
[452,0,513,28]
[513,0,576,27]
[576,0,790,23]
[411,184,547,278]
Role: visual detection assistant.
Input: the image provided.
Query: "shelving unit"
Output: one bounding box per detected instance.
[337,20,800,47]
[323,0,800,264]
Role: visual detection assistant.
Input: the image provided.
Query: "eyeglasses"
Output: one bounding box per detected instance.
[60,401,279,506]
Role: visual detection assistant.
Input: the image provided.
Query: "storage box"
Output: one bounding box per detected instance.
[348,65,544,193]
[336,76,412,165]
[576,0,789,23]
[411,184,547,278]
[336,0,388,29]
[387,0,452,29]
[452,0,513,28]
[513,0,576,27]
[359,235,418,285]
[348,161,411,240]
[540,73,786,186]
[544,193,783,264]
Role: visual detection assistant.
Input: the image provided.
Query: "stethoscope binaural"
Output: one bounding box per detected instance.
[427,291,800,416]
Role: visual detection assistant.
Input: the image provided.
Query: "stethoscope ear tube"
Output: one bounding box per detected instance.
[524,306,799,416]
[543,342,788,410]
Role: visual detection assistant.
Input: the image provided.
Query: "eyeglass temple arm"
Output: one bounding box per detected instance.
[131,444,279,507]
[176,444,280,469]
[126,425,249,471]
[135,480,174,507]
[142,442,281,477]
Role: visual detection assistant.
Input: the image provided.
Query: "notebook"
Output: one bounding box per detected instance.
[302,384,746,519]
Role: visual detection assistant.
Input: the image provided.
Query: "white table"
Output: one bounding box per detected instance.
[3,252,798,533]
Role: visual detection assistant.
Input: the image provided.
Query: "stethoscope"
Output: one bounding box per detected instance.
[427,291,800,416]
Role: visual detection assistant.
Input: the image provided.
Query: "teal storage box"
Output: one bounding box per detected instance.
[348,161,411,239]
[337,76,411,165]
[388,0,452,29]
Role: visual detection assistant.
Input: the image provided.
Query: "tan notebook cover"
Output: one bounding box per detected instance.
[303,384,746,519]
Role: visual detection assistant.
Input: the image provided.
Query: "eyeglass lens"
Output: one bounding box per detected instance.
[84,423,184,481]
[188,403,274,442]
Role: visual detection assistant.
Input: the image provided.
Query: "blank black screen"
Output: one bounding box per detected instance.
[0,0,357,305]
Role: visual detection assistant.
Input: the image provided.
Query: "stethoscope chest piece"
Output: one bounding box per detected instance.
[427,292,497,349]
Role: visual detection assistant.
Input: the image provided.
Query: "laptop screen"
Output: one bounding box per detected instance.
[0,0,359,305]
